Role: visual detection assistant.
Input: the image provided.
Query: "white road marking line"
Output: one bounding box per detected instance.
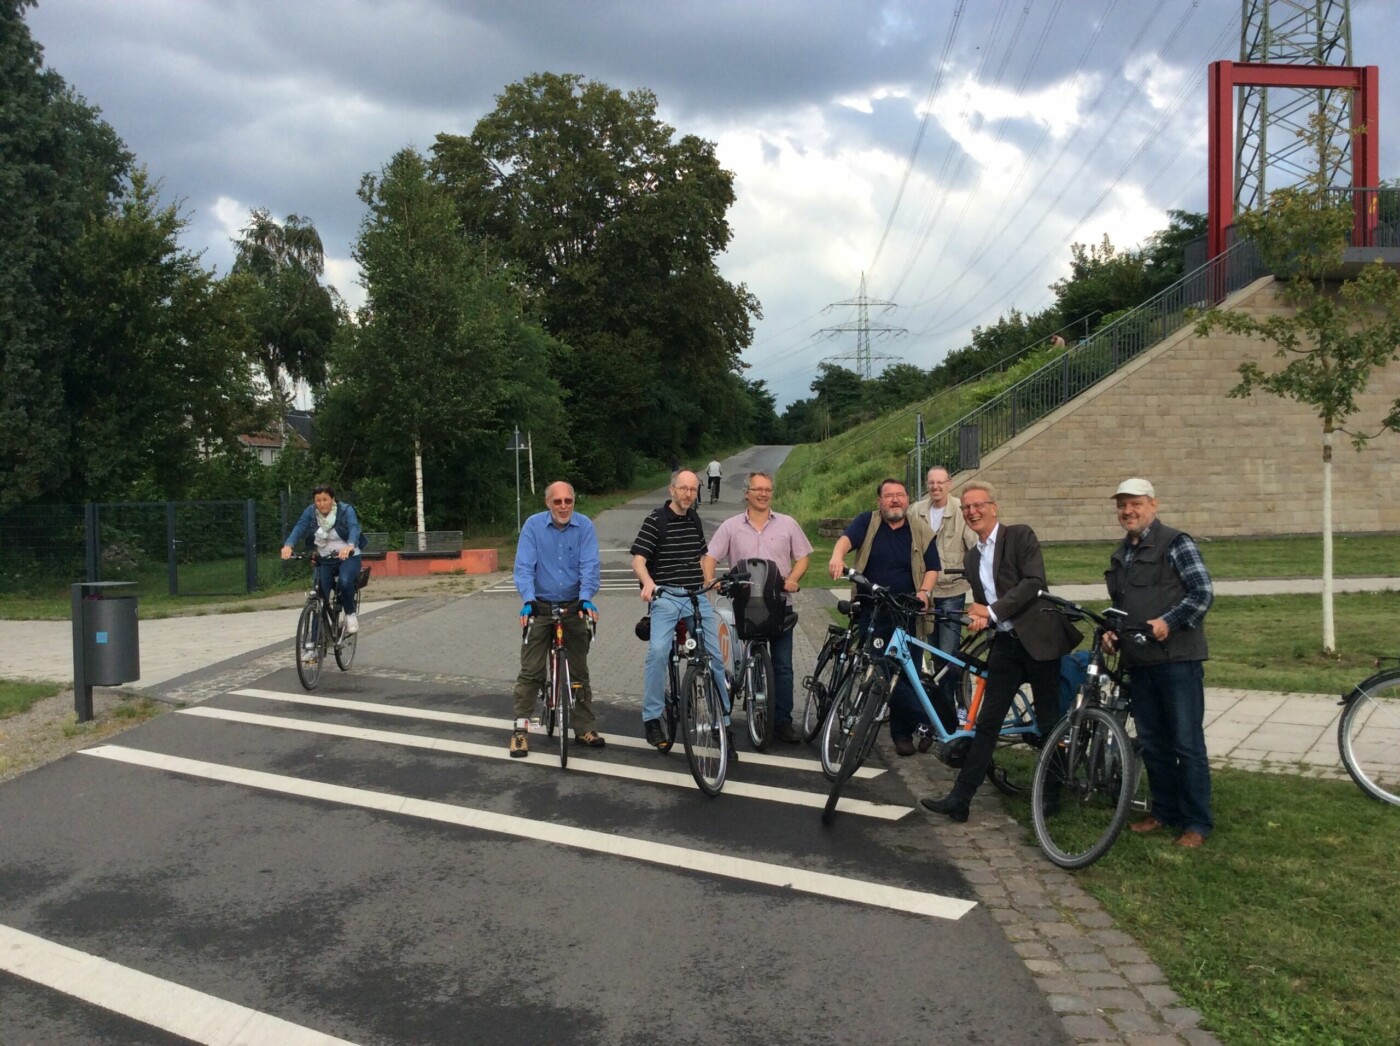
[179,706,907,820]
[229,688,885,779]
[0,922,356,1046]
[79,745,974,921]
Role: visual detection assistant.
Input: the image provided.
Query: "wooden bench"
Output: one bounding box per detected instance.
[397,530,463,558]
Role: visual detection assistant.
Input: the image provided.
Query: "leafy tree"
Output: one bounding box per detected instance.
[0,0,129,507]
[230,207,342,408]
[1143,210,1208,295]
[1050,235,1149,338]
[1195,118,1400,653]
[339,148,566,538]
[432,72,759,485]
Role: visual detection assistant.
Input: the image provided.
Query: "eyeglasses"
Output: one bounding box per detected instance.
[961,501,994,512]
[550,498,574,506]
[747,487,774,495]
[674,485,699,493]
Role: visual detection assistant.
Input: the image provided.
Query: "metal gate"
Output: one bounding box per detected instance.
[87,500,259,596]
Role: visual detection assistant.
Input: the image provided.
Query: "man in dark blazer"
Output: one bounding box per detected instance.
[922,480,1081,822]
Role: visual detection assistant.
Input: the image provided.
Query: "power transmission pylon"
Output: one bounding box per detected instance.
[1235,0,1353,213]
[817,272,906,379]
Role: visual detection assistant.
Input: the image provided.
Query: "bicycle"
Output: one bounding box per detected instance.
[290,553,369,691]
[821,570,1042,823]
[1030,592,1151,869]
[715,567,792,752]
[800,590,866,754]
[1338,656,1400,805]
[522,602,596,769]
[652,581,731,795]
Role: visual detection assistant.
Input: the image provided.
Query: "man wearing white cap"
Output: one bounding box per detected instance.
[1105,478,1215,848]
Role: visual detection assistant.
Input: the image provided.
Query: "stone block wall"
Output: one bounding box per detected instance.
[951,276,1400,541]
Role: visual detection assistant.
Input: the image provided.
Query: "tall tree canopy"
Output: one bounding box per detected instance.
[431,72,760,487]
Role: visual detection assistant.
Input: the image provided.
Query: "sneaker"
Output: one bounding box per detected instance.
[773,720,801,744]
[345,613,359,635]
[509,729,529,758]
[644,719,667,749]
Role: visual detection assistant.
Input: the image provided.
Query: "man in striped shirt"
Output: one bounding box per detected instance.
[630,469,731,751]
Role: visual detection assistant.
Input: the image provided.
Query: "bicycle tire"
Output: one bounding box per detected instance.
[746,644,777,751]
[823,667,888,824]
[801,635,841,742]
[1338,670,1400,805]
[1031,708,1136,869]
[819,663,861,781]
[295,602,323,690]
[334,615,357,671]
[680,662,728,795]
[545,647,561,738]
[557,657,571,768]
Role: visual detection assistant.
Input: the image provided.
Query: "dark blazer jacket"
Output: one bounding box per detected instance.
[964,522,1082,662]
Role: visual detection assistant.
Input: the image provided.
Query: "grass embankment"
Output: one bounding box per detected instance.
[0,679,65,718]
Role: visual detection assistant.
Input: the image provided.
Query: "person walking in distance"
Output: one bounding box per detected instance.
[827,478,940,756]
[910,466,977,699]
[631,469,733,753]
[509,481,603,757]
[921,481,1081,822]
[1106,478,1215,848]
[703,472,813,744]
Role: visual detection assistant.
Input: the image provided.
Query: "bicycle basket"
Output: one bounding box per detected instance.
[731,557,787,640]
[355,566,372,590]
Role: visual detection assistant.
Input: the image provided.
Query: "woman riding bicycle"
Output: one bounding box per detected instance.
[281,484,365,635]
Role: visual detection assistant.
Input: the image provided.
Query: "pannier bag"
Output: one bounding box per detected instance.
[731,557,787,640]
[355,566,372,590]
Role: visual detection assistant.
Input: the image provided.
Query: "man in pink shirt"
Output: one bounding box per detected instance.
[702,471,813,743]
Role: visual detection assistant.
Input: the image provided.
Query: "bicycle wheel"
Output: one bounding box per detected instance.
[334,608,357,671]
[680,662,728,795]
[746,644,776,751]
[557,658,572,768]
[819,664,861,780]
[801,636,841,742]
[1338,671,1400,805]
[545,648,561,738]
[295,602,323,690]
[823,667,888,824]
[1031,708,1136,869]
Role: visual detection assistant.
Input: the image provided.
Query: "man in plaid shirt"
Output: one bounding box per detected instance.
[1104,478,1215,849]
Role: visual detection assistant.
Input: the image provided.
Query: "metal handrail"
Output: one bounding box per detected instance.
[919,236,1268,475]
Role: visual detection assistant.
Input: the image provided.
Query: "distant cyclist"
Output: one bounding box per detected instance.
[510,481,603,757]
[706,458,723,503]
[281,484,365,635]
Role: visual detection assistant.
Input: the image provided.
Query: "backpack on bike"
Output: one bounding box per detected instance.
[730,557,787,640]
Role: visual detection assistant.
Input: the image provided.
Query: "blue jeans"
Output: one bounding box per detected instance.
[316,554,362,616]
[932,595,966,704]
[858,609,932,743]
[1131,659,1213,837]
[768,624,795,725]
[643,589,730,724]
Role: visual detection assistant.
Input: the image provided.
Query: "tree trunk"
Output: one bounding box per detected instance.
[1322,425,1336,654]
[414,434,427,552]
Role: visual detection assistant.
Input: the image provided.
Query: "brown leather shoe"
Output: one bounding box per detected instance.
[893,738,916,757]
[1129,815,1167,834]
[1174,830,1207,848]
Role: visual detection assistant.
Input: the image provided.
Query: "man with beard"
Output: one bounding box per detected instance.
[827,478,940,756]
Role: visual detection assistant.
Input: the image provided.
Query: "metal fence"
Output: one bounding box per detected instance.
[914,236,1269,478]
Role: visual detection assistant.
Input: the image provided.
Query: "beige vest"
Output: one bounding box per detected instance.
[910,493,975,597]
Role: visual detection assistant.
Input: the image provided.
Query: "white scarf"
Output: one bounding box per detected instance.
[315,504,338,543]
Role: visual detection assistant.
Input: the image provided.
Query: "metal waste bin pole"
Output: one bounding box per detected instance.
[71,581,141,722]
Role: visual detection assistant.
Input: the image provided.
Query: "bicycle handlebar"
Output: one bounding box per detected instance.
[1036,590,1150,644]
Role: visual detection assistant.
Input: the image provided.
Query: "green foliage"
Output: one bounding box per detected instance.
[0,677,64,719]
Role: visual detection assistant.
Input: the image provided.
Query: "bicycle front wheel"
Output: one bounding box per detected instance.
[557,657,571,768]
[801,637,840,742]
[1032,708,1136,869]
[545,648,561,739]
[823,667,888,824]
[680,662,728,796]
[746,644,776,751]
[295,602,323,690]
[1339,671,1400,805]
[819,664,861,781]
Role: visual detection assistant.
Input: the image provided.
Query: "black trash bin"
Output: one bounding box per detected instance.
[71,581,141,722]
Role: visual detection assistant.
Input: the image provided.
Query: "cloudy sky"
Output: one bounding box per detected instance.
[25,0,1400,409]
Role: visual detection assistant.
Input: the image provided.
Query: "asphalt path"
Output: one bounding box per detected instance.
[0,448,1069,1043]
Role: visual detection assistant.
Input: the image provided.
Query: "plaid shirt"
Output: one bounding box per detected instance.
[1123,525,1213,631]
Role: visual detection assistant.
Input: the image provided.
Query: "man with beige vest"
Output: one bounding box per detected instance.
[827,478,940,755]
[911,466,977,699]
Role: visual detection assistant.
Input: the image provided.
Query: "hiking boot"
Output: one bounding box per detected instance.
[644,719,667,749]
[509,729,529,758]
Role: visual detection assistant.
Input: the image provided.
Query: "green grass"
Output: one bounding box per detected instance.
[0,678,65,718]
[992,754,1400,1044]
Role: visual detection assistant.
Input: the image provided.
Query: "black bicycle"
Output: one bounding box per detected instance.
[1338,656,1400,805]
[653,582,731,795]
[800,590,867,751]
[1031,592,1151,869]
[290,554,369,691]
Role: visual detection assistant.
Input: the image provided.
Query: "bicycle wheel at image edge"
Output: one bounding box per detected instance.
[747,644,776,751]
[822,668,888,824]
[557,659,571,768]
[1031,708,1136,869]
[680,662,727,795]
[1338,671,1400,805]
[819,667,860,781]
[295,602,323,690]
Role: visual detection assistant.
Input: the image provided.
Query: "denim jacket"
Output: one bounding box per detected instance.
[284,502,364,552]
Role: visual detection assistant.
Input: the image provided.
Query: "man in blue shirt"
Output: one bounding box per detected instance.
[510,481,603,757]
